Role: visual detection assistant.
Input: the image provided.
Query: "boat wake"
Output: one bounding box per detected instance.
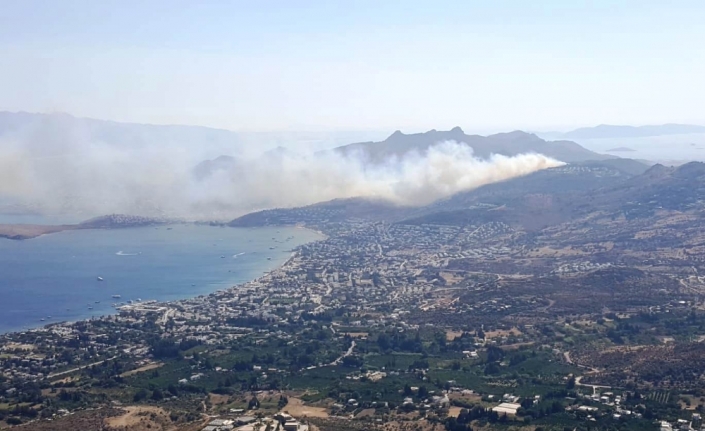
[232,252,246,258]
[116,251,140,256]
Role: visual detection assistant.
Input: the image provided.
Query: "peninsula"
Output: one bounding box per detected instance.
[0,214,169,240]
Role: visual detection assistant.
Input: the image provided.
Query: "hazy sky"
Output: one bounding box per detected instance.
[1,0,704,132]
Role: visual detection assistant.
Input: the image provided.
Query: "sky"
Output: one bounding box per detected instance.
[1,0,704,133]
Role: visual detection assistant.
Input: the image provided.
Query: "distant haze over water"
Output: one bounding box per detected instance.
[0,224,322,334]
[0,213,83,225]
[575,134,705,164]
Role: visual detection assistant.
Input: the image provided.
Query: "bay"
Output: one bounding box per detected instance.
[0,224,322,334]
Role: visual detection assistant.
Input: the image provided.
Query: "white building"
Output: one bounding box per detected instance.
[492,402,521,416]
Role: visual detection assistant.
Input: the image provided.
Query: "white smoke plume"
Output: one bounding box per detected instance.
[0,118,564,220]
[192,142,563,216]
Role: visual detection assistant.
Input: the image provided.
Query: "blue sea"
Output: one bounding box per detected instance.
[0,224,322,334]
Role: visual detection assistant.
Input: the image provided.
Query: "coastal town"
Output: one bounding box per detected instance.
[3,0,705,429]
[2,208,705,431]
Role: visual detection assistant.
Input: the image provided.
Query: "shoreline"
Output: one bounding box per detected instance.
[0,214,174,241]
[1,226,326,336]
[295,224,329,241]
[0,222,330,242]
[0,224,75,240]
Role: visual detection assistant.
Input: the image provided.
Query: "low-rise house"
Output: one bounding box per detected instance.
[492,402,521,416]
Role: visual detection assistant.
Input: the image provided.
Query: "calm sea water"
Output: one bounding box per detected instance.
[0,224,321,334]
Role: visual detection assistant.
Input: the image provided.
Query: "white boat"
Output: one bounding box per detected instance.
[112,295,121,299]
[97,276,104,281]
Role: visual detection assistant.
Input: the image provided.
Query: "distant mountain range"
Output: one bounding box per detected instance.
[1,111,663,167]
[0,111,246,152]
[332,127,615,163]
[606,147,636,152]
[1,112,674,223]
[0,111,388,155]
[540,124,705,140]
[194,127,634,182]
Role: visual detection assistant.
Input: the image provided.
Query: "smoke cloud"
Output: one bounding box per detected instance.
[0,119,564,220]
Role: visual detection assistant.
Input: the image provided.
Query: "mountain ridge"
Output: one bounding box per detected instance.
[332,127,617,163]
[228,159,698,233]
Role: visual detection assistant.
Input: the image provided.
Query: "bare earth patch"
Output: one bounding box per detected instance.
[208,393,231,407]
[485,327,523,339]
[283,397,330,418]
[448,406,463,417]
[355,408,375,418]
[445,330,464,341]
[120,362,164,377]
[106,406,169,429]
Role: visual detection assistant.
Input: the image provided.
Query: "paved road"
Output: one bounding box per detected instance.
[48,356,117,379]
[159,308,174,325]
[298,340,356,372]
[575,375,611,394]
[562,350,610,395]
[330,341,356,366]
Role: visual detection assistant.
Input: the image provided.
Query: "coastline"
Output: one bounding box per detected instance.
[2,225,326,336]
[0,224,75,240]
[0,221,329,242]
[0,214,173,241]
[295,224,329,240]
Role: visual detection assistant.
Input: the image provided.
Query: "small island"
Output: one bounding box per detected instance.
[606,146,636,152]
